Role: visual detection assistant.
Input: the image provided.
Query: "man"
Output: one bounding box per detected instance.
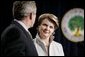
[1,1,38,56]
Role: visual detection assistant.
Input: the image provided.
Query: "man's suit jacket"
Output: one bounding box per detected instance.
[1,21,38,56]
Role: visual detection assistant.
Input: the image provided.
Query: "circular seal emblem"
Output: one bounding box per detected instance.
[61,8,84,42]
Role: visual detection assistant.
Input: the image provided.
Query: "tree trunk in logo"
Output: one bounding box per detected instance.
[74,27,81,37]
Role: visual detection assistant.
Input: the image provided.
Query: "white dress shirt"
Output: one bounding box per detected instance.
[33,34,64,56]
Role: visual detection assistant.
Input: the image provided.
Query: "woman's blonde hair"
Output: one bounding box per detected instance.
[38,13,59,30]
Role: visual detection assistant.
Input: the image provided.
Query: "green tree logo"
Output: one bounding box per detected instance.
[68,16,84,37]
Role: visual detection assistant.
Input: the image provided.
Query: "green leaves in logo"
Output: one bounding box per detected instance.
[68,16,84,36]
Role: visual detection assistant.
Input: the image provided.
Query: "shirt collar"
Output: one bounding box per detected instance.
[36,33,54,45]
[36,33,47,52]
[35,33,54,55]
[14,19,30,32]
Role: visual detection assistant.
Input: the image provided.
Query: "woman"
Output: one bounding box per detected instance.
[33,13,64,56]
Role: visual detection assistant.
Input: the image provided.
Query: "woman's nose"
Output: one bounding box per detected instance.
[45,26,50,30]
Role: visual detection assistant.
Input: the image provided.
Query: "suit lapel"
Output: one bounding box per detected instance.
[11,21,33,40]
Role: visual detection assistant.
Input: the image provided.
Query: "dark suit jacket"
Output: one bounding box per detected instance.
[1,21,38,56]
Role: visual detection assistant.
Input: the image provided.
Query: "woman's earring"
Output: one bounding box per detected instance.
[53,32,55,35]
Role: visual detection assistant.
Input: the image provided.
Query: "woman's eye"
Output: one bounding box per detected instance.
[50,26,53,29]
[42,24,47,26]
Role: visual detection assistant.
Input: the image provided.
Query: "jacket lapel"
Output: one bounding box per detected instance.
[11,21,32,40]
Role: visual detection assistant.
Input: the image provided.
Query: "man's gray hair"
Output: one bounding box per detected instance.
[13,1,36,20]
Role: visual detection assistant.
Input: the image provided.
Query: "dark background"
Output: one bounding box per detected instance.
[1,0,84,56]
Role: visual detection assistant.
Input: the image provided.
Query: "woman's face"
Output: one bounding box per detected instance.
[38,19,55,39]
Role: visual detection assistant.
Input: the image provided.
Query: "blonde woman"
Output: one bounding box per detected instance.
[34,13,64,56]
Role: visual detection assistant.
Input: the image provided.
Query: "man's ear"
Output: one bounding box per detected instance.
[29,13,32,20]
